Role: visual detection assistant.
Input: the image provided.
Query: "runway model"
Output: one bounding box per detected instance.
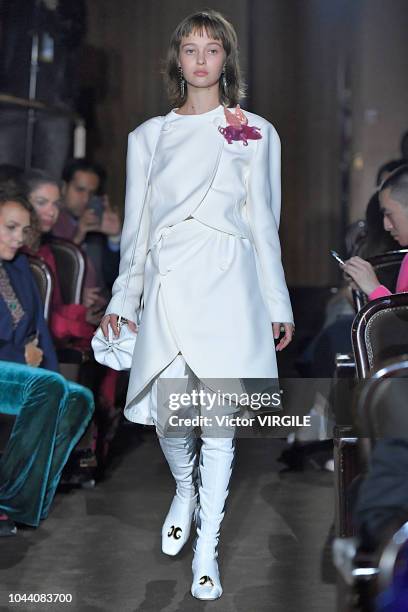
[100,9,294,600]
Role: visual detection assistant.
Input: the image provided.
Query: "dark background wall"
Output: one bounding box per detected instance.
[85,0,408,286]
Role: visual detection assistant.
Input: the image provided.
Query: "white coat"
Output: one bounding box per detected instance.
[105,104,294,425]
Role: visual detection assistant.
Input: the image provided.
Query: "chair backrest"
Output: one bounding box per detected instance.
[47,237,85,304]
[28,255,53,321]
[355,356,408,462]
[352,293,408,379]
[353,249,408,311]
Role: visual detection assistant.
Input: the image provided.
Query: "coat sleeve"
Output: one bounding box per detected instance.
[104,130,150,322]
[246,121,294,324]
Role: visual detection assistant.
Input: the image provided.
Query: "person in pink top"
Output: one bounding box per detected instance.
[343,165,408,299]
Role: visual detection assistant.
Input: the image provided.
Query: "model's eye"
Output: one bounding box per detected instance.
[208,48,219,54]
[185,48,195,54]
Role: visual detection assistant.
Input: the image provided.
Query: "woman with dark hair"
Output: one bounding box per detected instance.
[99,9,293,600]
[0,189,94,535]
[23,169,97,341]
[0,190,57,369]
[23,169,121,478]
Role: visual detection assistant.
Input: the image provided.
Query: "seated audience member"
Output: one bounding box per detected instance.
[0,191,57,369]
[52,158,121,292]
[280,165,408,471]
[23,170,122,476]
[23,169,100,341]
[343,165,408,298]
[299,161,407,380]
[0,190,94,536]
[0,164,24,190]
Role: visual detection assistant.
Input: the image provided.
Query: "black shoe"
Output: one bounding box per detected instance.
[0,516,17,536]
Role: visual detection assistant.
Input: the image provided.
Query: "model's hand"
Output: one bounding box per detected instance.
[100,196,121,237]
[24,338,43,367]
[272,322,294,351]
[343,256,381,295]
[99,313,138,339]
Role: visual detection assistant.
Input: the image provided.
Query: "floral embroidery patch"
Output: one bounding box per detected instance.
[218,105,262,146]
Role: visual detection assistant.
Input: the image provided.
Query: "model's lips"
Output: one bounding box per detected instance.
[194,71,208,76]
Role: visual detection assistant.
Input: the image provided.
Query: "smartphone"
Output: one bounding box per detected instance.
[330,250,345,266]
[88,195,104,221]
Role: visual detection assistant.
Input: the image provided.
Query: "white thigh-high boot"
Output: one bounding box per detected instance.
[159,432,198,556]
[154,354,200,556]
[191,435,235,600]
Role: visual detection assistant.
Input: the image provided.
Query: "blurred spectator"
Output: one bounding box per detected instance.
[0,190,57,369]
[299,160,407,380]
[0,188,94,535]
[53,158,121,293]
[282,164,408,471]
[23,169,123,477]
[0,0,87,177]
[344,165,408,298]
[23,169,101,337]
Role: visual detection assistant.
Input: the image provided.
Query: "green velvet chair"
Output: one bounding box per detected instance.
[0,361,94,527]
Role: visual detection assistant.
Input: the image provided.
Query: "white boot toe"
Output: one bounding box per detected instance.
[162,495,197,556]
[191,557,222,600]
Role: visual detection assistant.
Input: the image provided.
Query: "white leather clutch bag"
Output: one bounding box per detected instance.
[91,321,137,371]
[91,122,163,371]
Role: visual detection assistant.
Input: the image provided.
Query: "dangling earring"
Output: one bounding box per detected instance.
[221,64,227,92]
[178,65,185,97]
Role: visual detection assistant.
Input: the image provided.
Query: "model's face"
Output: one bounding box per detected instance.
[380,188,408,246]
[62,170,100,218]
[179,29,226,93]
[0,202,31,260]
[29,183,61,233]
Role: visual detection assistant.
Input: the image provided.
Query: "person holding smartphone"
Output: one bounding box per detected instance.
[52,158,122,296]
[0,191,58,370]
[343,166,408,298]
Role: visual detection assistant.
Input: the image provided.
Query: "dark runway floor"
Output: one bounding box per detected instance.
[0,423,336,612]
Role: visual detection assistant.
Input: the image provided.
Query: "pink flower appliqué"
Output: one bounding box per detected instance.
[218,105,262,146]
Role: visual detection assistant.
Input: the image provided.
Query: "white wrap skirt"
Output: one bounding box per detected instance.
[124,217,279,425]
